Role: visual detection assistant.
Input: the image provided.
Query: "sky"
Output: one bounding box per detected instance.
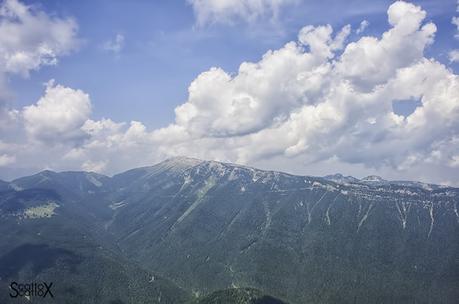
[0,0,458,185]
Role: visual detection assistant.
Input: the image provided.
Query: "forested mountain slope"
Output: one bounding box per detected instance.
[1,157,458,303]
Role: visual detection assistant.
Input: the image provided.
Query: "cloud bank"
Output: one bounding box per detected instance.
[1,1,459,185]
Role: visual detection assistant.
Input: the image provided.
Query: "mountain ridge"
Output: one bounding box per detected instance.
[4,156,455,191]
[1,156,458,303]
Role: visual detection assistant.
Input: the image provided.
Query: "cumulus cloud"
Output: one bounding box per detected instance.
[188,0,296,25]
[0,0,80,167]
[22,80,91,144]
[102,33,124,54]
[0,154,15,166]
[2,1,459,185]
[146,1,457,177]
[0,0,79,124]
[450,49,459,62]
[337,1,436,90]
[0,0,78,78]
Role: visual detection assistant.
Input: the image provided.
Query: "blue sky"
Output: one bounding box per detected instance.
[1,0,459,185]
[10,0,458,128]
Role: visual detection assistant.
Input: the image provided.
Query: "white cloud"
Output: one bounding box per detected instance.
[146,1,458,178]
[102,33,125,54]
[188,0,296,26]
[450,49,459,62]
[0,0,79,122]
[0,0,78,78]
[453,17,459,39]
[449,3,459,64]
[22,80,91,143]
[337,1,436,90]
[0,154,15,166]
[356,20,369,34]
[0,0,80,164]
[82,160,107,173]
[2,1,459,186]
[453,0,459,38]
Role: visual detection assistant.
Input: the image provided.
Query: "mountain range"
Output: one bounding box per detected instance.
[0,157,458,303]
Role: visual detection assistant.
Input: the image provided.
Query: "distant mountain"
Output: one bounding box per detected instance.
[11,170,113,199]
[323,173,359,184]
[1,157,458,303]
[323,173,443,190]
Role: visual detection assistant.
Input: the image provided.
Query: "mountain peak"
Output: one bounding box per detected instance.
[323,173,359,184]
[163,156,204,165]
[38,169,57,176]
[158,156,205,171]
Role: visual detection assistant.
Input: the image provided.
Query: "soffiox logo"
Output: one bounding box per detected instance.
[9,281,54,298]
